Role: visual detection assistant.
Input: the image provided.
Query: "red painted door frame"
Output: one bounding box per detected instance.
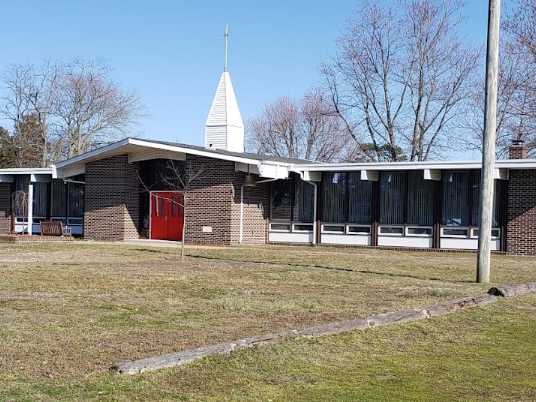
[150,191,184,241]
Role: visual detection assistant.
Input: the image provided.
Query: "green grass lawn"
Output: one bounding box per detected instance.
[0,242,535,401]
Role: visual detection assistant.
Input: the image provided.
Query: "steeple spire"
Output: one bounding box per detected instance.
[204,25,245,152]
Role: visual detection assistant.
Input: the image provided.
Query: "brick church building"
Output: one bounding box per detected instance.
[1,61,536,255]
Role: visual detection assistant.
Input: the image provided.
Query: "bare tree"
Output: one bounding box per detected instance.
[462,0,536,157]
[51,61,141,159]
[0,60,141,164]
[137,160,206,258]
[1,63,58,166]
[323,0,479,161]
[247,89,349,162]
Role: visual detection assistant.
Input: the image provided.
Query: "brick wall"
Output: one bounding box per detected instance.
[509,143,529,160]
[183,155,235,245]
[0,184,11,234]
[506,170,536,255]
[230,176,270,245]
[84,155,140,241]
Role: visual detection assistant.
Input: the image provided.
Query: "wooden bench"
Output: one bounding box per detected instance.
[40,220,71,237]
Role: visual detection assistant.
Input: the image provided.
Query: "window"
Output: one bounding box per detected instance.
[293,224,314,232]
[321,224,345,233]
[14,176,29,217]
[442,171,503,227]
[442,172,471,226]
[32,182,49,218]
[347,172,372,224]
[51,180,67,217]
[379,226,404,236]
[470,175,503,227]
[441,227,470,238]
[380,172,406,225]
[293,179,314,223]
[322,173,347,223]
[406,226,433,237]
[270,223,291,232]
[270,176,314,224]
[347,225,371,235]
[271,180,292,220]
[406,172,434,226]
[471,228,501,239]
[68,182,84,218]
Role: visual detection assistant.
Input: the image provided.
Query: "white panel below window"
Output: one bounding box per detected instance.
[378,236,433,248]
[269,232,313,243]
[321,234,371,246]
[440,238,500,251]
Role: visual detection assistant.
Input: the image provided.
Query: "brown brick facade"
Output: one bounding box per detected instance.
[230,176,270,245]
[84,155,140,241]
[183,155,235,245]
[506,170,536,255]
[81,154,270,245]
[0,184,11,234]
[509,143,529,160]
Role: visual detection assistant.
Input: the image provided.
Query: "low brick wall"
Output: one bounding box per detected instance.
[506,170,536,255]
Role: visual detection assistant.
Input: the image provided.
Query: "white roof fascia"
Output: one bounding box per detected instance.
[54,138,270,170]
[127,138,260,165]
[0,167,55,175]
[293,159,536,172]
[54,138,131,168]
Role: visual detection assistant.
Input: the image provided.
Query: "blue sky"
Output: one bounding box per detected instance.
[0,1,489,155]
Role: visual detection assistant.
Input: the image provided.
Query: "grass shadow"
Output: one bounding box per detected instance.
[186,254,474,285]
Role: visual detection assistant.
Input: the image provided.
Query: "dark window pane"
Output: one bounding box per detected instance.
[379,226,404,235]
[442,227,469,237]
[347,172,372,224]
[271,180,292,220]
[51,180,67,217]
[347,225,371,234]
[67,182,84,218]
[406,227,432,236]
[293,224,313,232]
[14,176,29,217]
[293,179,314,223]
[270,223,291,231]
[32,182,49,217]
[442,172,471,226]
[406,171,433,226]
[322,224,345,233]
[380,172,406,225]
[470,172,481,226]
[322,173,347,223]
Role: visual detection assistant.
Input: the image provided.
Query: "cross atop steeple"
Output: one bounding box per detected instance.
[224,24,229,72]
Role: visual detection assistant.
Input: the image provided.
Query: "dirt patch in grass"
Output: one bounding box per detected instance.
[0,242,535,398]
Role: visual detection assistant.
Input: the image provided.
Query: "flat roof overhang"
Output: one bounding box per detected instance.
[0,167,56,183]
[292,159,536,172]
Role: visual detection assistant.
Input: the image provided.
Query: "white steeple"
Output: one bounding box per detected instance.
[205,25,245,152]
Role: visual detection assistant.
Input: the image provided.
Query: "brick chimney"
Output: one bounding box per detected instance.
[509,139,529,159]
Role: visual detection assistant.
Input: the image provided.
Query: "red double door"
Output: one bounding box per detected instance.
[150,192,184,241]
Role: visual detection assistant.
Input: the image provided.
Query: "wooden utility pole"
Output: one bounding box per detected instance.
[477,0,501,283]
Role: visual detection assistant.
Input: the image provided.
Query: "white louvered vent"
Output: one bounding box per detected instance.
[205,71,244,152]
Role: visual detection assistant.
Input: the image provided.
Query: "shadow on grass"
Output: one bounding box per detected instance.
[186,253,474,285]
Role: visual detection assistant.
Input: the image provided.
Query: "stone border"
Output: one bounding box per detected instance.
[112,285,536,375]
[488,282,536,297]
